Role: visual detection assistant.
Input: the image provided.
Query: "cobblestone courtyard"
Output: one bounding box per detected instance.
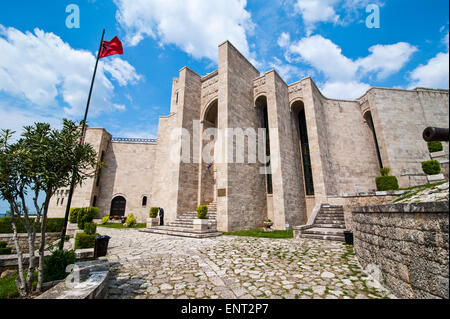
[100,228,395,299]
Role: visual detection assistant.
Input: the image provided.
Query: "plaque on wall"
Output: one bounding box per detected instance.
[217,188,226,197]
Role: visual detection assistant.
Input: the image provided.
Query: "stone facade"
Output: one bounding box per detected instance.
[352,202,449,299]
[48,41,449,232]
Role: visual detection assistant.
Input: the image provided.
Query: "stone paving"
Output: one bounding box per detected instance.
[100,228,395,299]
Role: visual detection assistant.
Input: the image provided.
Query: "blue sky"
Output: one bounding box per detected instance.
[0,0,448,212]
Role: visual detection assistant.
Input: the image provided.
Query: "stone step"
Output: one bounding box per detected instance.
[139,227,222,239]
[313,223,346,229]
[316,214,345,218]
[300,233,345,242]
[315,218,345,223]
[321,205,343,209]
[303,227,345,236]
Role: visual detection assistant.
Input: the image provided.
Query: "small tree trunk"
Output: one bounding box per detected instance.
[36,199,50,293]
[10,211,27,297]
[25,228,37,296]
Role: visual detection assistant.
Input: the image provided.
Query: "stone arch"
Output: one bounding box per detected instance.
[291,100,314,196]
[201,98,218,124]
[198,99,218,205]
[255,95,273,194]
[110,195,126,217]
[254,92,267,105]
[363,110,383,169]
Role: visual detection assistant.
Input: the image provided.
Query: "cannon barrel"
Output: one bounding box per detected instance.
[422,127,449,142]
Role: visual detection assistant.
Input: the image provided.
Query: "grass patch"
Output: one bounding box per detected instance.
[394,181,447,203]
[221,228,293,238]
[0,271,37,299]
[97,222,146,229]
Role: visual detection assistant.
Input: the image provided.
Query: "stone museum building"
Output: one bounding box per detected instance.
[48,41,449,232]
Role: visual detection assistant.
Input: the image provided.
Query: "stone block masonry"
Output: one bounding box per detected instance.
[352,202,449,299]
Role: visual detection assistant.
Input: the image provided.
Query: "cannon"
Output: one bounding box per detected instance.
[422,127,449,142]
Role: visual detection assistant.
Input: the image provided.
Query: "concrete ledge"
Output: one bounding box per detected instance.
[36,259,110,299]
[353,201,449,214]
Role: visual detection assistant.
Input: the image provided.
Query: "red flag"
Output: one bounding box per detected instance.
[99,36,123,59]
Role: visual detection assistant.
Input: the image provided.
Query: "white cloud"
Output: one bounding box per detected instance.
[356,42,418,80]
[409,52,449,89]
[269,57,302,82]
[294,0,340,35]
[0,25,141,117]
[408,31,449,90]
[279,34,417,99]
[114,0,254,62]
[288,35,357,81]
[320,80,371,99]
[293,0,384,34]
[277,32,291,48]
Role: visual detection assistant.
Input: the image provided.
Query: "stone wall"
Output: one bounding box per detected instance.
[0,232,61,254]
[369,88,449,188]
[352,202,449,299]
[96,140,157,222]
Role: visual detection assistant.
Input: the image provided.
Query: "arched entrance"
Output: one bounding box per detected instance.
[199,99,218,205]
[292,100,314,196]
[363,111,383,169]
[255,95,273,194]
[110,196,126,217]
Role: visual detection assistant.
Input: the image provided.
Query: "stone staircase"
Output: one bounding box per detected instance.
[139,202,221,239]
[300,204,346,242]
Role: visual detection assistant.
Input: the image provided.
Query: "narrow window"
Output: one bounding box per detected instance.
[142,196,148,207]
[298,108,314,195]
[60,197,64,206]
[93,196,97,207]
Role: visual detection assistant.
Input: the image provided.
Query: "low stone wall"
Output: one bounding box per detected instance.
[327,192,404,230]
[352,202,449,299]
[0,232,61,254]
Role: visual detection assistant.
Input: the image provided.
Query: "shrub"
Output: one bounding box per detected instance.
[46,218,65,233]
[74,232,98,250]
[69,208,82,223]
[196,205,208,219]
[0,241,7,248]
[375,176,399,191]
[101,215,110,225]
[422,160,441,175]
[380,167,390,176]
[43,249,76,282]
[0,247,12,255]
[149,207,159,218]
[83,222,97,235]
[0,217,64,234]
[77,207,99,230]
[427,141,443,153]
[125,214,136,227]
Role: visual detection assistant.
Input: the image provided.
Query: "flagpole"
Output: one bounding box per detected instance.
[59,29,105,250]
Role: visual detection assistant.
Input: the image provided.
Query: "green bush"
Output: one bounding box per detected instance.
[69,208,82,223]
[0,217,64,234]
[427,141,443,153]
[77,207,99,230]
[0,247,12,255]
[380,167,390,176]
[422,160,441,175]
[149,207,159,218]
[74,232,98,250]
[46,218,64,233]
[83,222,97,235]
[125,214,136,227]
[375,176,399,191]
[0,241,7,248]
[43,249,76,282]
[196,205,208,219]
[101,215,110,225]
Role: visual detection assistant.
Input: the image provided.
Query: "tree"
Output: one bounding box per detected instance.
[0,119,99,297]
